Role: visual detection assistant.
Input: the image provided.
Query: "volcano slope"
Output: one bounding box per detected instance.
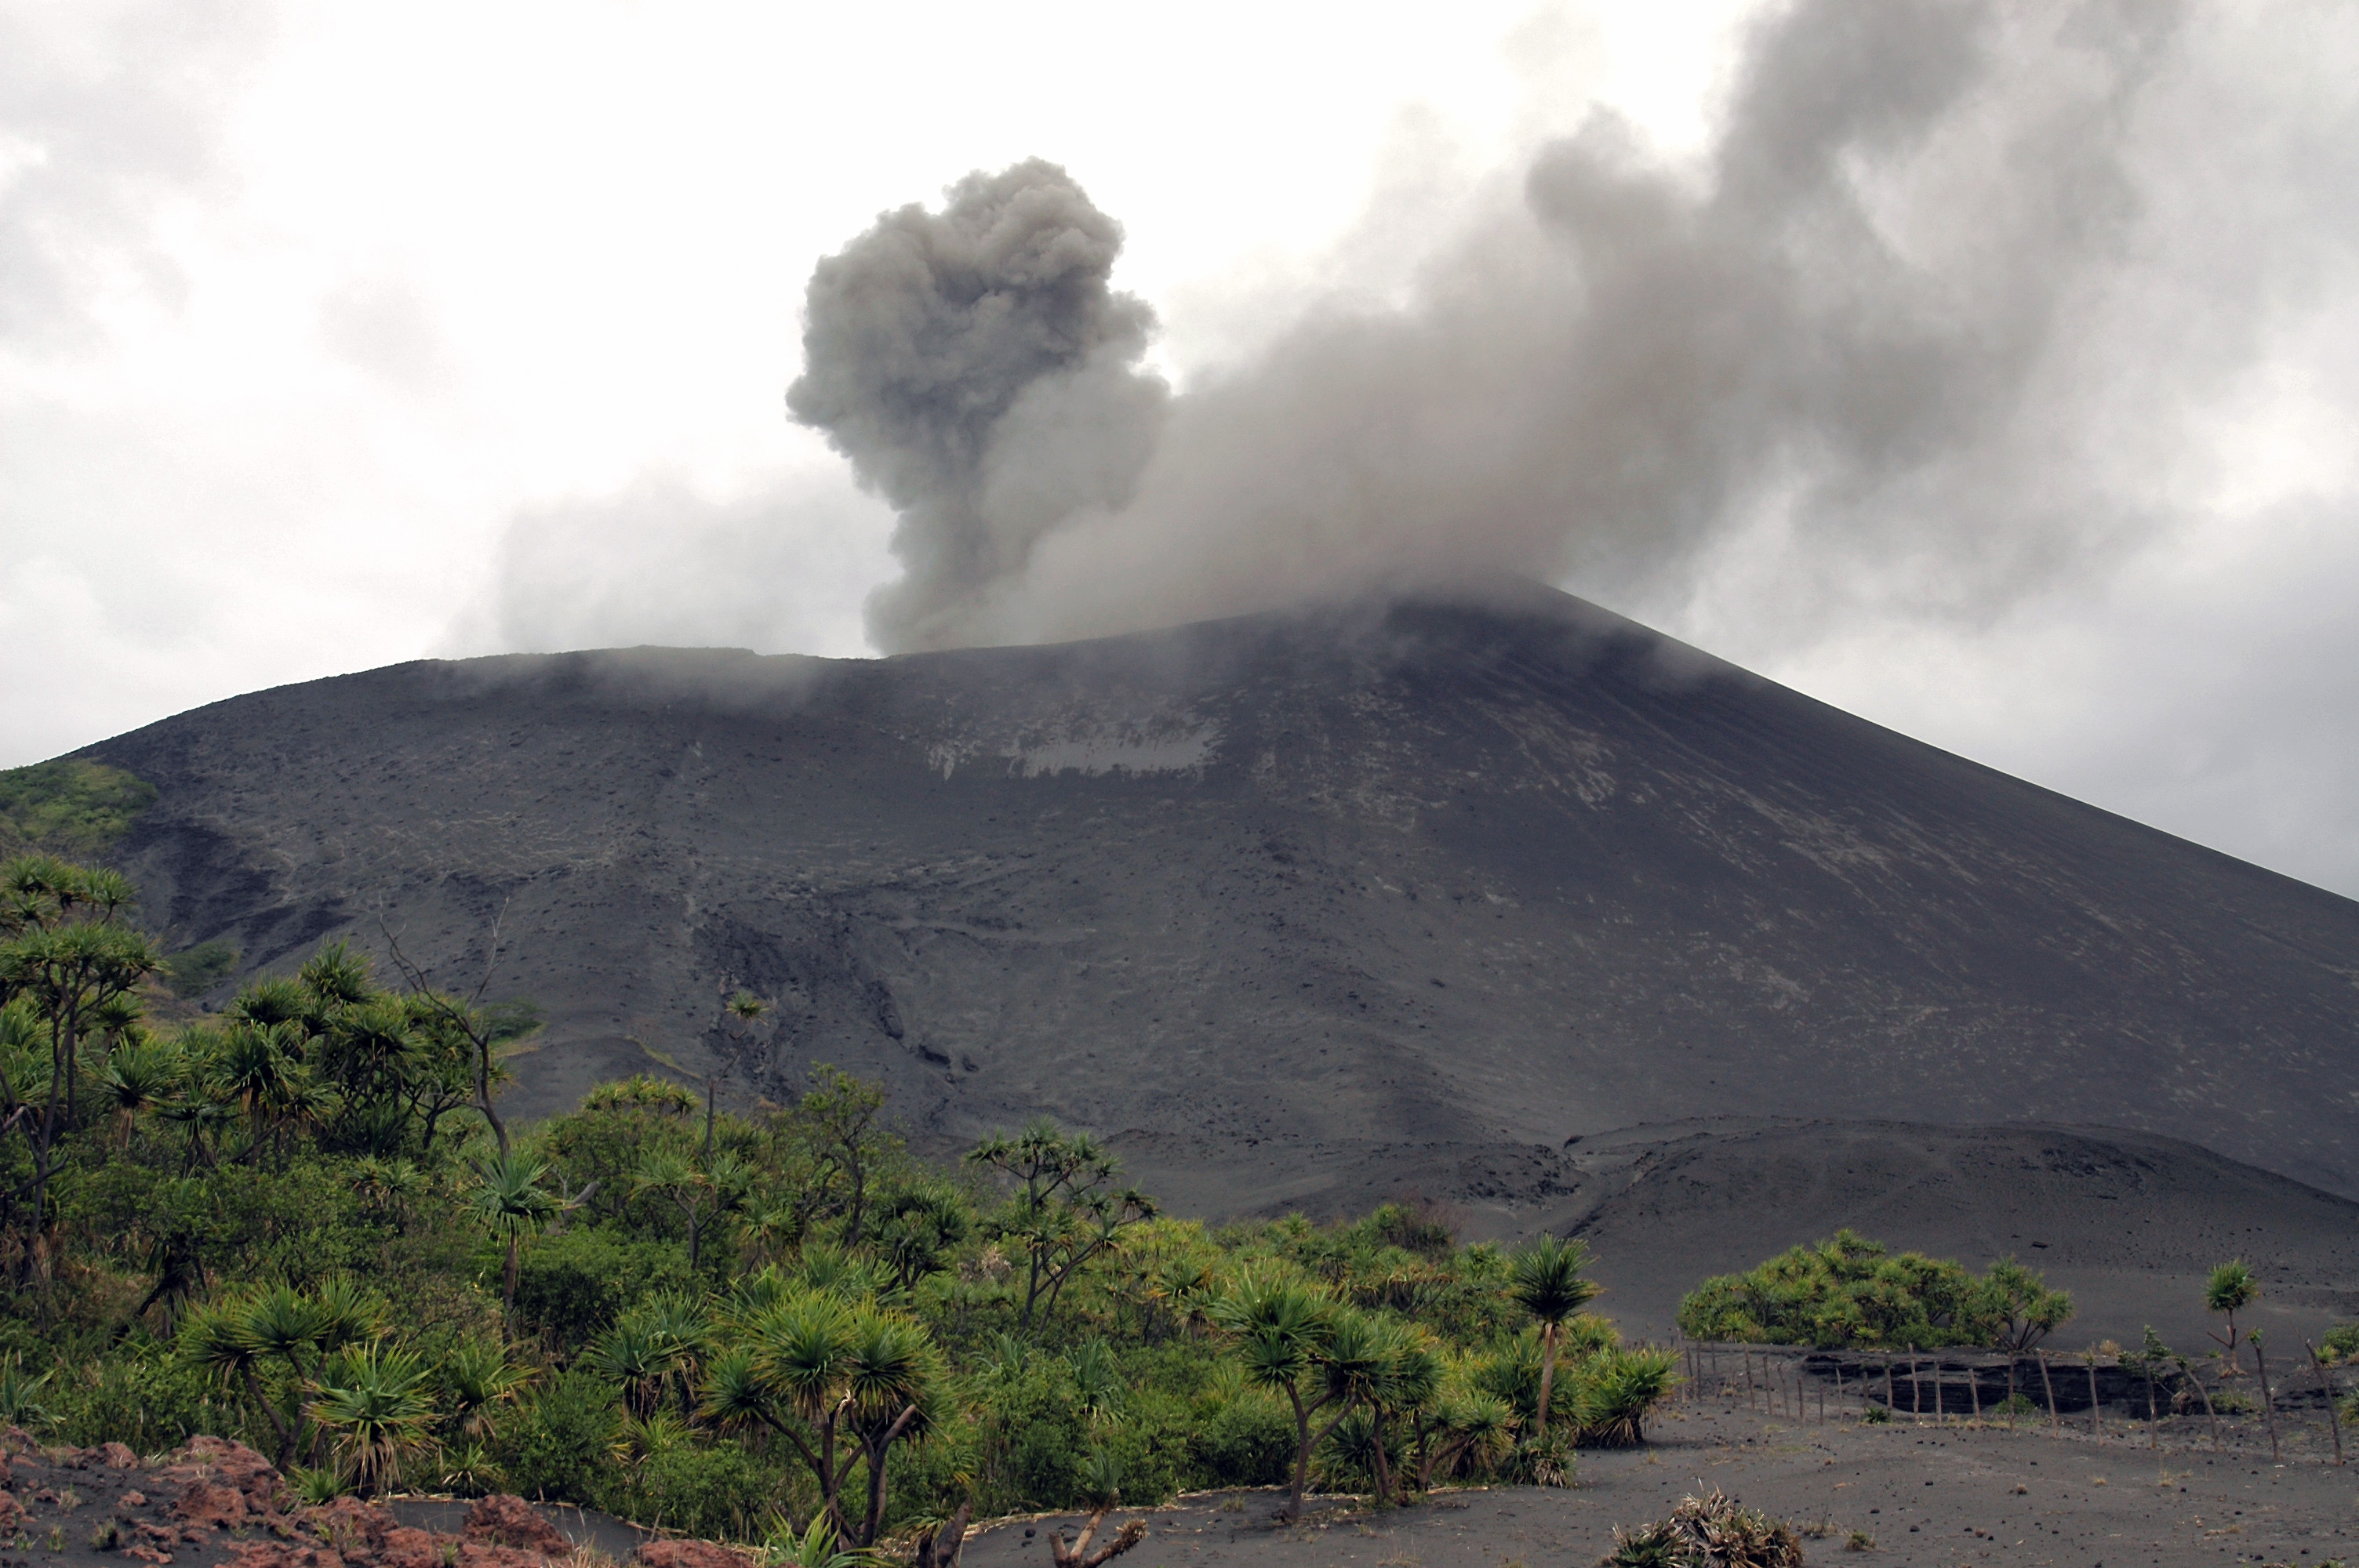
[76,588,2359,1330]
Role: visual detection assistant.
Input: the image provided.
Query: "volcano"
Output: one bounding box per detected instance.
[77,587,2359,1339]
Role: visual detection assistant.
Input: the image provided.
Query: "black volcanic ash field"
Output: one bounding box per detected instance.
[79,588,2359,1341]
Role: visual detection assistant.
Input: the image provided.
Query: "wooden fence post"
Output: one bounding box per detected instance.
[2253,1337,2280,1463]
[2306,1340,2343,1468]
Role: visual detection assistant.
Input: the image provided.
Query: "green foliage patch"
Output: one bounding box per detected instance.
[1,852,1688,1540]
[1676,1229,2074,1350]
[0,760,157,856]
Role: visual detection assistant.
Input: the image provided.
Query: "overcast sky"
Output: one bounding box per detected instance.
[5,1,2357,899]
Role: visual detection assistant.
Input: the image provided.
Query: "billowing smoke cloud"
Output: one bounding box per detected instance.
[786,160,1169,651]
[793,0,2350,655]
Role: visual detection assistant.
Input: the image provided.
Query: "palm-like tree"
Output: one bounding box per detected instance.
[311,1344,437,1496]
[96,1038,176,1147]
[2206,1260,2261,1373]
[703,1291,938,1547]
[1211,1272,1365,1521]
[438,1339,531,1444]
[1507,1236,1601,1442]
[469,1149,561,1331]
[633,1149,753,1270]
[588,1318,672,1420]
[1416,1387,1517,1490]
[184,1298,296,1461]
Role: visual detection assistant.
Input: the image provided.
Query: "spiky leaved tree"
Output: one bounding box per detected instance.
[1210,1272,1406,1520]
[700,1288,940,1548]
[469,1149,560,1333]
[1507,1236,1601,1442]
[2206,1261,2261,1374]
[966,1119,1155,1327]
[1979,1257,2074,1407]
[310,1344,437,1496]
[0,855,157,1283]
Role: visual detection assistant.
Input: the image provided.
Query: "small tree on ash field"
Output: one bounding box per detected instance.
[1507,1235,1601,1443]
[2206,1260,2261,1373]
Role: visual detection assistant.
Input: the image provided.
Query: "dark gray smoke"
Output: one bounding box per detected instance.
[788,0,2328,655]
[786,160,1169,651]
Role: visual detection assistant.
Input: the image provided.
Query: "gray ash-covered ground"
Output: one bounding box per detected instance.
[7,1401,2355,1568]
[971,1398,2359,1568]
[72,587,2359,1344]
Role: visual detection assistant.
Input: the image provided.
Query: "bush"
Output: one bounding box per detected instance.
[509,1230,690,1353]
[1677,1231,2071,1351]
[1188,1391,1295,1486]
[492,1371,620,1503]
[162,939,239,998]
[51,1348,227,1454]
[598,1432,776,1541]
[0,760,156,855]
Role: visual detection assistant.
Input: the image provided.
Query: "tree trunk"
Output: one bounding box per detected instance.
[1534,1322,1558,1442]
[1285,1387,1314,1521]
[858,1405,921,1547]
[915,1502,972,1568]
[1051,1503,1147,1568]
[2191,1364,2223,1450]
[2037,1352,2059,1432]
[241,1361,295,1467]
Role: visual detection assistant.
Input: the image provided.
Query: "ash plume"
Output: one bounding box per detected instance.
[785,159,1169,652]
[792,0,2348,655]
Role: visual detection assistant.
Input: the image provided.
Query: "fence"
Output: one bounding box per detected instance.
[1665,1334,2347,1465]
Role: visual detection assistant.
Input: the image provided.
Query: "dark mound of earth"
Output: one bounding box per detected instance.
[73,586,2359,1306]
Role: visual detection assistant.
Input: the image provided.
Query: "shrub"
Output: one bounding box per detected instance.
[509,1230,690,1354]
[0,760,156,855]
[1677,1231,2070,1351]
[491,1370,620,1503]
[1576,1347,1681,1446]
[598,1432,776,1541]
[162,939,239,998]
[1187,1391,1295,1486]
[51,1348,225,1453]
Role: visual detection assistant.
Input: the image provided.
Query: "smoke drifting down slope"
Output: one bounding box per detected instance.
[786,0,2268,654]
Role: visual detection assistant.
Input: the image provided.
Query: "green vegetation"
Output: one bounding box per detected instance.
[2205,1259,2260,1370]
[162,939,240,999]
[0,852,1678,1539]
[1676,1230,2073,1350]
[0,761,157,856]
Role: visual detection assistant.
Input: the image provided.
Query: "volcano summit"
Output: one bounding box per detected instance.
[75,587,2359,1334]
